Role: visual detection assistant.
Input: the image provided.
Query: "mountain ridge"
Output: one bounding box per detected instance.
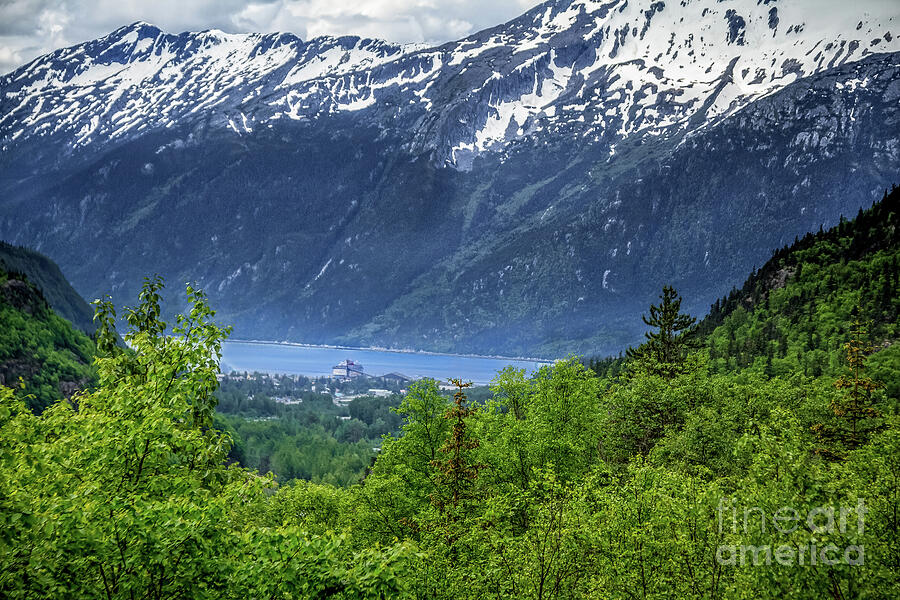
[589,184,899,388]
[3,0,897,169]
[0,261,95,412]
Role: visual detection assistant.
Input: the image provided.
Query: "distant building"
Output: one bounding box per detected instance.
[274,396,302,405]
[366,389,392,398]
[381,372,412,384]
[332,359,365,379]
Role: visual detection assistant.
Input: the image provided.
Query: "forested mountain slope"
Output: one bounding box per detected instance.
[0,264,95,411]
[699,185,899,386]
[589,184,899,387]
[2,258,897,598]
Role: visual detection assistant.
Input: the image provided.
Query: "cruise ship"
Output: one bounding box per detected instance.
[332,359,364,379]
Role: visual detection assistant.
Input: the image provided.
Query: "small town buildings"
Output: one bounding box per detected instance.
[273,396,302,405]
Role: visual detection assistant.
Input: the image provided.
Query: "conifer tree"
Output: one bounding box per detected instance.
[813,318,884,459]
[627,285,699,377]
[430,379,483,513]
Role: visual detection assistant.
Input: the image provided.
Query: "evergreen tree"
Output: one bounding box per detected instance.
[626,285,699,377]
[812,318,885,460]
[430,379,483,513]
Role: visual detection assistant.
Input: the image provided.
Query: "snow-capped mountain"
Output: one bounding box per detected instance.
[1,24,412,147]
[3,0,897,166]
[1,0,899,356]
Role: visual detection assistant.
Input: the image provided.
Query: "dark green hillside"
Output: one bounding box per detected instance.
[0,266,95,411]
[0,241,96,333]
[699,185,898,384]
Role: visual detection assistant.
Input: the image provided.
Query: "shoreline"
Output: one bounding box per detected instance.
[224,338,557,364]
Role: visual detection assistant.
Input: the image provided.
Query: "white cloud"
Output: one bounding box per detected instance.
[0,0,539,74]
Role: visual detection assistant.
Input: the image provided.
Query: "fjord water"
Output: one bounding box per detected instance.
[221,341,552,384]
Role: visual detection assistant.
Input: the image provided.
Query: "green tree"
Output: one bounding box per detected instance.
[350,379,451,542]
[430,379,483,513]
[813,319,885,459]
[627,285,699,378]
[0,278,414,599]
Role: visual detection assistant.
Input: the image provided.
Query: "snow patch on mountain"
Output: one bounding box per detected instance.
[1,0,898,167]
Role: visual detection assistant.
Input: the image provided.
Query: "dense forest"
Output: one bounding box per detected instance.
[213,373,405,484]
[214,374,485,485]
[0,265,95,412]
[701,187,899,382]
[0,188,898,598]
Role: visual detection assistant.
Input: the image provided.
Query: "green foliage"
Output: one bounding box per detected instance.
[336,187,900,596]
[2,183,899,597]
[0,279,413,599]
[702,187,899,383]
[599,357,708,463]
[211,373,404,485]
[0,267,96,412]
[349,395,404,434]
[220,414,375,486]
[429,379,483,513]
[351,379,452,540]
[378,379,452,487]
[586,186,900,387]
[0,240,96,333]
[350,352,898,598]
[812,319,886,459]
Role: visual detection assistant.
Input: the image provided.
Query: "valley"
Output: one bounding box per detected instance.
[0,1,899,597]
[2,0,898,356]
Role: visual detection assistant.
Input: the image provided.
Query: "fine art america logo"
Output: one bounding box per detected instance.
[716,498,867,567]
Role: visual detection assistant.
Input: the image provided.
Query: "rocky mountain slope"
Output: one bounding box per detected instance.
[1,0,898,356]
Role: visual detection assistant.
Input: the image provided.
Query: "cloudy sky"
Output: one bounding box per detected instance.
[0,0,541,73]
